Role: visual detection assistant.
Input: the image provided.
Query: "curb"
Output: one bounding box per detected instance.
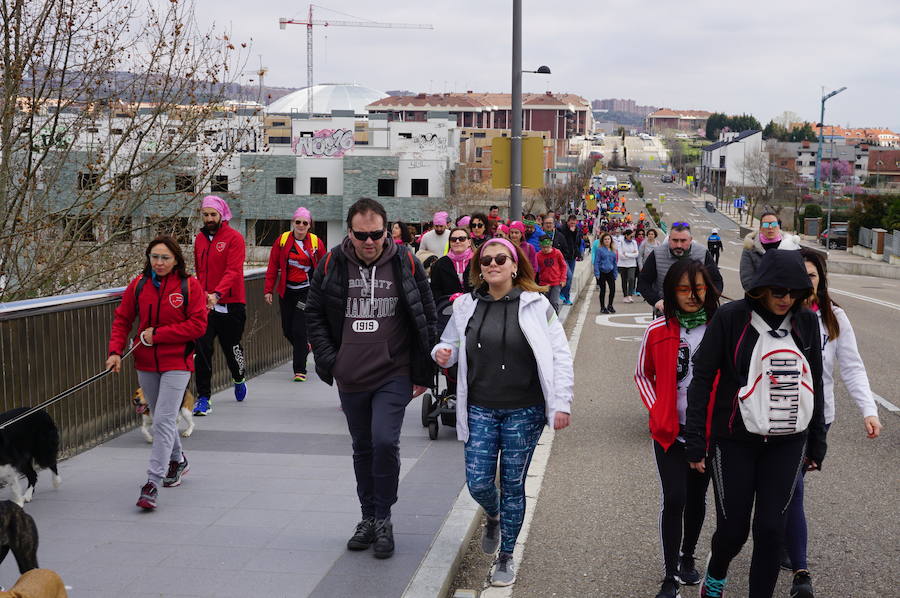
[400,261,594,598]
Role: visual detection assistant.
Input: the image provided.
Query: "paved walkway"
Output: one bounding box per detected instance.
[0,363,465,597]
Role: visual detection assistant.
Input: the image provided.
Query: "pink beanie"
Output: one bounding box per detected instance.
[293,207,311,222]
[201,195,232,221]
[457,215,471,228]
[509,221,526,234]
[433,211,449,226]
[497,224,509,235]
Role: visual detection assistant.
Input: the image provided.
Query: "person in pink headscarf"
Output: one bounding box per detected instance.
[264,207,325,381]
[508,221,538,274]
[419,211,451,256]
[193,195,247,415]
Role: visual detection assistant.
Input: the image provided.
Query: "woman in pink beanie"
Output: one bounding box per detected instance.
[508,221,538,273]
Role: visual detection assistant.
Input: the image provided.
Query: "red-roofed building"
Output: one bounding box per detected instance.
[645,109,712,135]
[868,149,900,185]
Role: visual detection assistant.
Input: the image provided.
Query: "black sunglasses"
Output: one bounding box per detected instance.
[351,229,385,241]
[769,287,807,299]
[294,220,309,225]
[449,236,469,243]
[471,222,485,228]
[479,254,510,266]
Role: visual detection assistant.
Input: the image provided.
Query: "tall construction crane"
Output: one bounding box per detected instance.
[278,5,433,115]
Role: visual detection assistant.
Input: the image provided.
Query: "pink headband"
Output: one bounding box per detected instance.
[481,238,519,263]
[293,207,311,222]
[201,195,232,221]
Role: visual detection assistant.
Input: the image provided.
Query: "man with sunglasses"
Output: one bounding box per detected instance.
[193,195,248,415]
[419,211,451,256]
[306,197,437,560]
[739,211,801,291]
[637,222,723,315]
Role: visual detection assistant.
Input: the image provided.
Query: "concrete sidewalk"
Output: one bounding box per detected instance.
[0,362,465,597]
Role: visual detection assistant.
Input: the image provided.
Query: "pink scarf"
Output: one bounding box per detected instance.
[448,248,473,285]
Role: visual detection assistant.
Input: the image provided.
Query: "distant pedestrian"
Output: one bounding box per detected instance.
[635,259,720,598]
[263,207,325,382]
[524,215,546,252]
[193,195,247,415]
[508,221,539,273]
[107,236,207,510]
[559,214,582,305]
[419,211,451,256]
[706,228,723,264]
[618,229,640,303]
[306,198,437,560]
[685,249,827,598]
[782,249,882,598]
[469,213,490,248]
[593,232,618,314]
[391,221,413,246]
[432,238,573,587]
[430,227,475,309]
[536,236,568,312]
[739,212,800,291]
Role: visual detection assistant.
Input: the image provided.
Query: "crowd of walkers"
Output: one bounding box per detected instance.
[103,193,881,596]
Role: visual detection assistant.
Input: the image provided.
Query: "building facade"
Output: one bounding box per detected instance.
[645,109,712,135]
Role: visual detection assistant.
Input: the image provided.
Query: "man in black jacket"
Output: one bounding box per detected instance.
[306,197,437,560]
[558,214,583,305]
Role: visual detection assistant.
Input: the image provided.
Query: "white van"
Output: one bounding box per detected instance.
[605,175,618,189]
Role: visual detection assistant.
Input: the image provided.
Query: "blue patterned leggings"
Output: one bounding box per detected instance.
[464,404,546,553]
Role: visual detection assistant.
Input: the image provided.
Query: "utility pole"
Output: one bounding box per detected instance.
[510,0,523,221]
[814,85,847,191]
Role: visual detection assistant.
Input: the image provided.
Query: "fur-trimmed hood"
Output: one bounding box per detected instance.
[743,230,802,254]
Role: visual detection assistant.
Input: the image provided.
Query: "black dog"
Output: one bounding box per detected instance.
[0,500,38,574]
[0,409,61,507]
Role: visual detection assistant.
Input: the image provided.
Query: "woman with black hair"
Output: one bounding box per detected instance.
[635,259,720,598]
[781,248,883,598]
[107,235,208,510]
[685,249,827,598]
[391,221,413,246]
[469,212,490,248]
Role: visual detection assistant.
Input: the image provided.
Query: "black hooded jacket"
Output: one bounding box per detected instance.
[684,250,827,466]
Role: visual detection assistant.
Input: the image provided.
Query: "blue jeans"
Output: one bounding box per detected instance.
[561,258,576,300]
[464,404,546,553]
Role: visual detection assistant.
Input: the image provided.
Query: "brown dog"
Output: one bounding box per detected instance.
[132,388,196,443]
[1,568,67,598]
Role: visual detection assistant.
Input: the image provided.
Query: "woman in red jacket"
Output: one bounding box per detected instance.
[634,259,720,598]
[263,207,325,381]
[106,236,207,511]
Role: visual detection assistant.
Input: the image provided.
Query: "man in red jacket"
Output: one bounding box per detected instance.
[193,195,247,415]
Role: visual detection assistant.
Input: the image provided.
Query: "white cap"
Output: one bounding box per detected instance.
[711,228,719,234]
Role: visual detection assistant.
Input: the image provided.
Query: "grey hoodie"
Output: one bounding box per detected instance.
[331,237,411,392]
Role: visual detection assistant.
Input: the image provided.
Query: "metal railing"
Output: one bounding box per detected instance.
[0,269,289,458]
[884,231,899,263]
[859,227,873,249]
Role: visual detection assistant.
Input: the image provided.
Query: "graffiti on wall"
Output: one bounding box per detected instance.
[414,133,447,152]
[292,129,354,157]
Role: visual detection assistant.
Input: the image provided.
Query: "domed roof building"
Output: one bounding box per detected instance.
[265,83,389,116]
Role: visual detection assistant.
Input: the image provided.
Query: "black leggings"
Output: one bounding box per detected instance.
[653,440,710,578]
[195,304,246,397]
[707,435,806,598]
[279,287,310,374]
[597,271,616,307]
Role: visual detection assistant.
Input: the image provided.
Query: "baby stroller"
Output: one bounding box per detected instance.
[421,297,458,439]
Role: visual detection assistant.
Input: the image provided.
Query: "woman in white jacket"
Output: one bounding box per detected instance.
[433,238,573,588]
[783,249,883,598]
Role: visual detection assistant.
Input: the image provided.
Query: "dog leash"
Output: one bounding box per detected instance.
[0,339,140,431]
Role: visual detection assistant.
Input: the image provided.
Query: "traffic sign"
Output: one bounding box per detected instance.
[733,196,746,209]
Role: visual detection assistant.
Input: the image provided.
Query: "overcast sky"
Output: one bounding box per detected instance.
[195,0,900,130]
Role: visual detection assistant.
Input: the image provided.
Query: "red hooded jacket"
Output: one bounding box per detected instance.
[537,247,568,286]
[634,316,716,450]
[108,274,208,372]
[194,222,246,304]
[264,231,325,298]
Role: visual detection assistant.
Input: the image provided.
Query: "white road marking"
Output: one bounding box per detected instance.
[614,335,643,342]
[829,288,900,311]
[873,393,900,414]
[595,314,654,328]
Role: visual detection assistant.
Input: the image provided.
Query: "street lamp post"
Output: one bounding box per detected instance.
[509,0,550,222]
[814,86,847,192]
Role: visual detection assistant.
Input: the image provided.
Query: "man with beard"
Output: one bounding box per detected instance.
[637,222,723,314]
[193,195,247,415]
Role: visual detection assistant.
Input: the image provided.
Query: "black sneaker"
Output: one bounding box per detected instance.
[136,481,158,510]
[607,305,616,313]
[163,453,189,487]
[373,518,394,559]
[600,307,609,314]
[346,517,376,551]
[677,554,701,585]
[790,570,814,598]
[655,577,681,598]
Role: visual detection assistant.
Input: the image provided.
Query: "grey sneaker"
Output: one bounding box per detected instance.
[490,551,517,587]
[481,515,500,554]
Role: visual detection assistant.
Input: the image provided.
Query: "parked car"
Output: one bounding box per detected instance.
[820,226,848,249]
[618,182,632,191]
[660,174,674,183]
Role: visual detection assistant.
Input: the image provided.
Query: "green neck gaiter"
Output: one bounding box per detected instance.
[676,308,708,330]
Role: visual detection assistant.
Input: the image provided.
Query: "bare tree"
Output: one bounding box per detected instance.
[738,150,799,227]
[0,0,252,300]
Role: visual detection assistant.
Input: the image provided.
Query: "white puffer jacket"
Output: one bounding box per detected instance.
[431,290,574,442]
[739,231,802,291]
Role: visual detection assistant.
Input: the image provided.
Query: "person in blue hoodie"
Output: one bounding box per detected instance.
[592,232,618,314]
[523,214,546,252]
[707,229,723,265]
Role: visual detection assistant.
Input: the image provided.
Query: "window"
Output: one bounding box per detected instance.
[271,121,287,127]
[156,217,193,245]
[254,219,291,247]
[473,132,486,138]
[399,132,412,139]
[78,172,100,190]
[855,164,862,169]
[268,136,291,144]
[108,216,133,242]
[174,174,195,193]
[86,127,99,134]
[377,179,396,197]
[63,216,96,242]
[795,160,803,166]
[211,175,229,193]
[110,128,123,135]
[115,174,132,191]
[475,147,483,158]
[411,178,429,196]
[275,177,294,194]
[808,161,816,167]
[310,177,328,195]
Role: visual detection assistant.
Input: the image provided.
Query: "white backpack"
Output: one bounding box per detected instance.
[737,311,814,436]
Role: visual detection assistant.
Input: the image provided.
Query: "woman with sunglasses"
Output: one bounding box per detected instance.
[684,249,827,598]
[264,207,325,381]
[740,211,801,291]
[432,238,573,587]
[469,212,489,248]
[430,227,475,309]
[635,259,719,598]
[780,249,882,598]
